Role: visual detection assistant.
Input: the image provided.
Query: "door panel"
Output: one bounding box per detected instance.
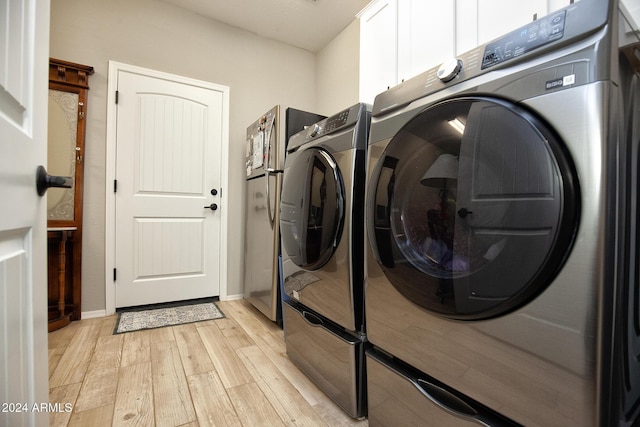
[0,0,50,425]
[115,70,224,308]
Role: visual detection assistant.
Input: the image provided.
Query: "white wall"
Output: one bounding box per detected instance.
[316,20,362,116]
[50,0,317,312]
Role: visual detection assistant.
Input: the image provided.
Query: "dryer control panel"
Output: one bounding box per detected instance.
[481,11,566,69]
[371,0,611,117]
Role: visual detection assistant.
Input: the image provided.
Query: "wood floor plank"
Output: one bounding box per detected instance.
[188,370,242,427]
[266,353,329,409]
[48,320,81,352]
[235,299,283,334]
[312,401,369,427]
[48,383,81,427]
[227,382,286,427]
[74,334,123,412]
[49,348,63,381]
[237,345,328,427]
[173,323,215,376]
[121,330,151,367]
[214,317,253,350]
[197,323,254,389]
[68,404,114,427]
[151,340,197,427]
[98,314,118,337]
[218,300,280,339]
[113,362,155,426]
[149,324,176,342]
[49,323,101,388]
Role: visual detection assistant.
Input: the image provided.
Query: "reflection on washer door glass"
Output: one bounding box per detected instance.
[369,97,578,318]
[280,148,344,271]
[402,152,470,276]
[302,149,344,270]
[306,156,329,262]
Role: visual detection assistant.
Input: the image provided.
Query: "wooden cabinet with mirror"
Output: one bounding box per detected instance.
[47,58,93,331]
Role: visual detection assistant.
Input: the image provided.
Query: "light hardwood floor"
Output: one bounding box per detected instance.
[48,299,369,427]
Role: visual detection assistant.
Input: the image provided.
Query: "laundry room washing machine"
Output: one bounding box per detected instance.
[364,0,640,426]
[280,103,371,418]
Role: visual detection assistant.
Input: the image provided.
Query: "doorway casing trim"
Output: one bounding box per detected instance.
[104,61,231,315]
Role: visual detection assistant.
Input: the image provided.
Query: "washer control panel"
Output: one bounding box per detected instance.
[302,107,354,140]
[288,103,369,152]
[482,11,566,69]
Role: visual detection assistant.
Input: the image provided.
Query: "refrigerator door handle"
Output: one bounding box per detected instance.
[265,168,283,228]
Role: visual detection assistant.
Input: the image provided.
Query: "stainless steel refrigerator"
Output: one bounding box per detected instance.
[244,106,325,323]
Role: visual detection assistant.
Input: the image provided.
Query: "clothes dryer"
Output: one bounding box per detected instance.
[364,1,640,425]
[280,103,371,418]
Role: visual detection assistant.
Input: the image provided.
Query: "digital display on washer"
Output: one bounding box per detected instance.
[481,11,566,69]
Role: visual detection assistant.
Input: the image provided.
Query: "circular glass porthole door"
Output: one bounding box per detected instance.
[281,148,345,270]
[367,97,580,320]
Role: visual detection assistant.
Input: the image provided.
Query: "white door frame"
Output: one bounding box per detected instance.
[105,61,230,315]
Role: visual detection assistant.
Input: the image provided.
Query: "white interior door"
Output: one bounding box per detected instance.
[114,68,226,308]
[0,0,50,426]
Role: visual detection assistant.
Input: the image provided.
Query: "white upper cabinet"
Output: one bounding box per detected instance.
[458,0,573,51]
[359,0,578,105]
[359,0,455,104]
[397,1,455,85]
[359,0,399,105]
[620,0,640,35]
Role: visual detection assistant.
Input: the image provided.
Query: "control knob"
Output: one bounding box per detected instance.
[308,123,321,138]
[437,58,463,83]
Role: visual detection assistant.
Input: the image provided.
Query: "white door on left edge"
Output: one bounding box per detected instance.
[114,69,225,308]
[0,0,50,426]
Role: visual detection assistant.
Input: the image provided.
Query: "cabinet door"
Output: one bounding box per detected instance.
[620,0,640,32]
[359,0,398,104]
[456,0,479,54]
[548,0,576,14]
[478,0,548,45]
[398,1,455,83]
[457,0,554,51]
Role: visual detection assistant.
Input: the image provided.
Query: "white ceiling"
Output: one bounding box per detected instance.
[159,0,373,53]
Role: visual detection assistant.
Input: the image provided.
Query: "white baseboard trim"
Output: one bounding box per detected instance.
[221,294,243,301]
[81,309,107,319]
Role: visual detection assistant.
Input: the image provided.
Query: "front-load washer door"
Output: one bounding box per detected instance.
[281,147,345,271]
[367,96,580,320]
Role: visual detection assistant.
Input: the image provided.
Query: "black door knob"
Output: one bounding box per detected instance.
[457,208,473,218]
[204,203,218,211]
[210,189,218,196]
[36,165,73,196]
